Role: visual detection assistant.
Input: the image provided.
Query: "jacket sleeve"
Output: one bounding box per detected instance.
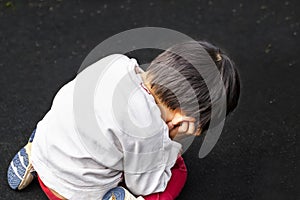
[122,124,182,196]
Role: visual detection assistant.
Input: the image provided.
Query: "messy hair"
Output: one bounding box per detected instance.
[145,41,240,133]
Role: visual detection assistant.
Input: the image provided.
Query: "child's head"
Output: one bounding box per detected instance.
[144,41,240,135]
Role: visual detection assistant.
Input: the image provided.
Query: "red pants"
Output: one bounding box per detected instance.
[38,176,63,200]
[38,156,187,200]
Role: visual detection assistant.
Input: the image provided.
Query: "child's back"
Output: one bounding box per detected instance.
[31,54,181,199]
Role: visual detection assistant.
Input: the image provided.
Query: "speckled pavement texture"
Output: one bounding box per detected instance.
[0,0,298,199]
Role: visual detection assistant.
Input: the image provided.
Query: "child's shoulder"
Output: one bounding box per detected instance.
[95,54,131,67]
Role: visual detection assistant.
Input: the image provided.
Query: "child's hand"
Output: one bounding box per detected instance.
[167,113,198,139]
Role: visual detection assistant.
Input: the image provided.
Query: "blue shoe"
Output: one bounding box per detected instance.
[7,130,36,190]
[102,187,144,200]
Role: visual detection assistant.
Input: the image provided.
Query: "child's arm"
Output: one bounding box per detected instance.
[122,124,181,196]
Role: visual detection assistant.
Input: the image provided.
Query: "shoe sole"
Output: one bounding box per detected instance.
[103,187,144,200]
[7,145,34,190]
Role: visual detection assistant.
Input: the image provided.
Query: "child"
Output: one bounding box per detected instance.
[7,41,240,200]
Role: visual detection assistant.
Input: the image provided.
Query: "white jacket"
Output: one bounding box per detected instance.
[31,54,181,199]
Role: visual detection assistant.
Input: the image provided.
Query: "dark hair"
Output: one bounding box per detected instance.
[145,41,240,133]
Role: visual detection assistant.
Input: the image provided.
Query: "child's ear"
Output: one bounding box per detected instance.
[171,113,184,126]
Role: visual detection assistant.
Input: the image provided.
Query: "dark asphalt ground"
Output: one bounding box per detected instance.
[0,0,298,200]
